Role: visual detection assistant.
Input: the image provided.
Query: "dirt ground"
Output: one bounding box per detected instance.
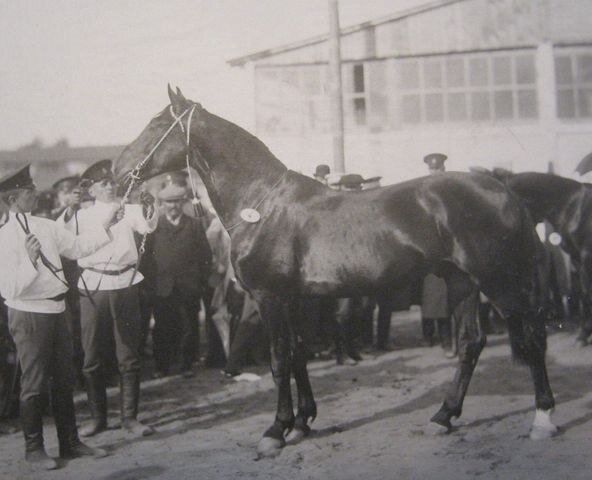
[1,310,592,480]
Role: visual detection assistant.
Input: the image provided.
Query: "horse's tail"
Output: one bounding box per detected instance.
[506,202,548,366]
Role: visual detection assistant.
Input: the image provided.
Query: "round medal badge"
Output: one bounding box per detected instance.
[240,208,261,223]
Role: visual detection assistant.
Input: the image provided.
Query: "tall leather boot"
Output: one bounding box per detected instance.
[120,372,154,437]
[79,373,107,437]
[52,386,107,459]
[21,396,58,470]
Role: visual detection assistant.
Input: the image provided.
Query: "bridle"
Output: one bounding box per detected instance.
[121,101,286,235]
[121,103,199,205]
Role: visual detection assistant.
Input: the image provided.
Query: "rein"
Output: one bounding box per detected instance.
[15,212,70,290]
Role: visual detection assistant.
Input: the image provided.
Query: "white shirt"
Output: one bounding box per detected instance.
[59,201,158,291]
[0,212,110,313]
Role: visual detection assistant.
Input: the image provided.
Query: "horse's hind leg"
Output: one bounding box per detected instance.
[505,307,557,439]
[253,292,295,457]
[431,284,484,430]
[285,308,317,444]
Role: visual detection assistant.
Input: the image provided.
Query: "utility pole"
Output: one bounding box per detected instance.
[328,0,345,174]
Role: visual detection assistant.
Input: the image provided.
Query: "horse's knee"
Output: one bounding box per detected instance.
[458,336,486,360]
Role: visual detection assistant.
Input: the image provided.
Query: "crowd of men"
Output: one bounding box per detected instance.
[0,154,577,471]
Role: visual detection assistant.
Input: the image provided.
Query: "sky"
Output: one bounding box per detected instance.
[0,0,427,150]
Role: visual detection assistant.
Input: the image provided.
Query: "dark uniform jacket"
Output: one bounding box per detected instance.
[147,213,212,299]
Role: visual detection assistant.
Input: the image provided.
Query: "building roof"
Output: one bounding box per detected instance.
[0,144,125,166]
[227,0,466,67]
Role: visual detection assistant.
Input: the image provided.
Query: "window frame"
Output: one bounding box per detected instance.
[396,49,538,126]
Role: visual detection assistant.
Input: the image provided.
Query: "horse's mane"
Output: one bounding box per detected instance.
[207,109,287,174]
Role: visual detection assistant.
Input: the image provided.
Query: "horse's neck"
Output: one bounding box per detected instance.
[188,129,287,227]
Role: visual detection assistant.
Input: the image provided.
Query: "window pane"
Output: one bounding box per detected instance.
[425,93,444,122]
[353,97,367,125]
[353,64,365,93]
[577,55,592,82]
[471,92,490,120]
[577,88,592,117]
[448,93,467,121]
[557,89,575,118]
[446,58,465,87]
[400,62,419,89]
[518,90,538,118]
[516,55,535,84]
[424,60,442,88]
[555,56,573,85]
[494,90,513,118]
[469,58,488,86]
[493,57,512,85]
[401,95,421,123]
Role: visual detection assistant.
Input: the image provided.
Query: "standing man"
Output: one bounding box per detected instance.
[0,164,120,469]
[59,159,158,438]
[149,181,212,378]
[313,164,331,185]
[421,153,454,357]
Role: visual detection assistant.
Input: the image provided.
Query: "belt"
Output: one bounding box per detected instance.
[46,292,67,302]
[83,265,134,276]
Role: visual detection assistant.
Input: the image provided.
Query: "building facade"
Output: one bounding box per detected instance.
[229,0,592,184]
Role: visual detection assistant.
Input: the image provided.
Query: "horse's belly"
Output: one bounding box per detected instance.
[299,249,410,296]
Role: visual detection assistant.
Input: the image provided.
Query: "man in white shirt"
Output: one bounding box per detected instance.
[60,159,158,438]
[0,164,121,470]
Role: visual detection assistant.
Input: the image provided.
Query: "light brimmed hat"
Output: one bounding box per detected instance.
[158,183,188,201]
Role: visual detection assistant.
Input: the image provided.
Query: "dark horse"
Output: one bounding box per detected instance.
[113,87,556,456]
[493,171,592,345]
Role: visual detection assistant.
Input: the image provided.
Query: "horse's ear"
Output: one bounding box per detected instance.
[175,87,187,103]
[167,84,185,113]
[167,83,177,105]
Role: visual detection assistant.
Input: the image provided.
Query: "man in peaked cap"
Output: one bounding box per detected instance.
[58,158,159,438]
[421,153,454,358]
[0,164,121,469]
[147,181,211,379]
[423,152,447,174]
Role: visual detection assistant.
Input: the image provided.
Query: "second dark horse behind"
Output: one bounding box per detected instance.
[113,86,557,457]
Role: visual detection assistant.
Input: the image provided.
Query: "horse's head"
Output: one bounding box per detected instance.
[113,85,208,185]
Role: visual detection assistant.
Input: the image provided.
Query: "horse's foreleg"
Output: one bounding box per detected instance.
[431,288,484,430]
[286,326,317,445]
[254,293,294,458]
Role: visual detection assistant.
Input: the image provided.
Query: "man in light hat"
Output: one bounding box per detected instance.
[59,159,159,438]
[148,181,212,378]
[0,164,121,469]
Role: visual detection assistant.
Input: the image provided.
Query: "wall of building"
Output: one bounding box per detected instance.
[246,0,592,183]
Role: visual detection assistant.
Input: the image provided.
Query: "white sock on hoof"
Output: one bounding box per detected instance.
[257,437,284,458]
[285,428,306,445]
[530,408,557,440]
[424,421,450,436]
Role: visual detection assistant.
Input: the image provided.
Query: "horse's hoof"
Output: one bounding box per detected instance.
[424,421,450,436]
[257,437,285,458]
[285,428,307,445]
[530,408,558,440]
[529,424,557,440]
